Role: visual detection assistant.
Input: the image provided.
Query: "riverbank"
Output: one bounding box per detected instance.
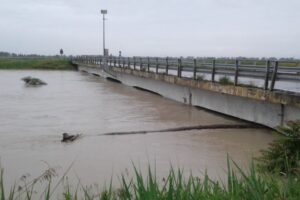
[1,158,299,199]
[0,57,75,70]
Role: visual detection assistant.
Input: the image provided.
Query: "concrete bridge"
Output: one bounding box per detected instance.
[72,56,300,129]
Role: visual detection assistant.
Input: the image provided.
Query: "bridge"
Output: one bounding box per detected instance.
[72,56,300,129]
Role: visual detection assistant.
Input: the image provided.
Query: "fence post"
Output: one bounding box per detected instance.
[234,59,239,86]
[140,57,143,71]
[166,57,169,75]
[193,59,197,80]
[127,57,130,68]
[270,61,278,91]
[264,60,270,90]
[156,57,159,74]
[177,58,182,78]
[122,57,125,68]
[212,59,216,82]
[117,57,120,68]
[147,57,150,72]
[133,57,136,70]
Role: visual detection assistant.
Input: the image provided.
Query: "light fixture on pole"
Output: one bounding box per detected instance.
[101,9,107,58]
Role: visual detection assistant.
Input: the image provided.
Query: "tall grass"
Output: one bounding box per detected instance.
[1,157,300,200]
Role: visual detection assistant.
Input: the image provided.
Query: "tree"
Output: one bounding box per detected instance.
[60,49,64,56]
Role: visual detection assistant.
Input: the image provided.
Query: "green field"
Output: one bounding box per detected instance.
[0,57,75,70]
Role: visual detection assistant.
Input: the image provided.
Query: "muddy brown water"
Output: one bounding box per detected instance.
[0,70,273,188]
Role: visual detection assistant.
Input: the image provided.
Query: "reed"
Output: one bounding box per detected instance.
[1,157,300,200]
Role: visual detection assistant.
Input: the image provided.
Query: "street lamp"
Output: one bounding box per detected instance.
[101,9,107,58]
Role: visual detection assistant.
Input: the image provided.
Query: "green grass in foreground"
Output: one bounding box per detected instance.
[1,158,300,200]
[0,58,75,70]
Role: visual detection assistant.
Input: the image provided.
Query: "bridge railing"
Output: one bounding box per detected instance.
[72,56,300,91]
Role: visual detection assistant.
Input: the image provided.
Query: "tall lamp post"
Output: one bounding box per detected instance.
[101,9,107,59]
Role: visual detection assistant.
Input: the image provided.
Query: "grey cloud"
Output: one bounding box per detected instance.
[0,0,299,57]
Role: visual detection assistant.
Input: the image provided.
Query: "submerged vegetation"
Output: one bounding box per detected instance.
[1,122,299,199]
[0,58,75,70]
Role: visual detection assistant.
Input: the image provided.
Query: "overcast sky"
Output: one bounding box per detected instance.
[0,0,299,58]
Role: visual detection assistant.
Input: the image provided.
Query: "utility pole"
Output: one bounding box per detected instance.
[101,9,107,67]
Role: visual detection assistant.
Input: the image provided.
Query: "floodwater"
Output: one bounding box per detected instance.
[0,70,274,188]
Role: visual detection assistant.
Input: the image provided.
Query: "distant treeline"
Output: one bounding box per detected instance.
[186,56,298,61]
[75,54,299,61]
[1,51,298,61]
[0,51,65,58]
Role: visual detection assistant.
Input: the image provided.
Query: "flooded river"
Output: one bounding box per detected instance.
[0,70,273,187]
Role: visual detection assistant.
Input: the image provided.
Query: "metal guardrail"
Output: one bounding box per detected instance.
[72,56,300,91]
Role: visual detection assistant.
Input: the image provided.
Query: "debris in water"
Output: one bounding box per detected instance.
[22,76,47,86]
[61,133,81,142]
[101,124,265,136]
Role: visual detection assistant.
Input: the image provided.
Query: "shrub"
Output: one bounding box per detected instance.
[218,76,233,85]
[196,74,205,81]
[256,121,300,175]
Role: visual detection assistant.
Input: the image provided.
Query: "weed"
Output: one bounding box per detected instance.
[196,74,205,81]
[1,157,300,199]
[218,76,233,85]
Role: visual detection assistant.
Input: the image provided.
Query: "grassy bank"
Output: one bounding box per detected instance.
[0,58,75,70]
[1,159,300,200]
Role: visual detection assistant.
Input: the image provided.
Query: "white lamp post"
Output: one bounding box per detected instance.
[101,9,107,58]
